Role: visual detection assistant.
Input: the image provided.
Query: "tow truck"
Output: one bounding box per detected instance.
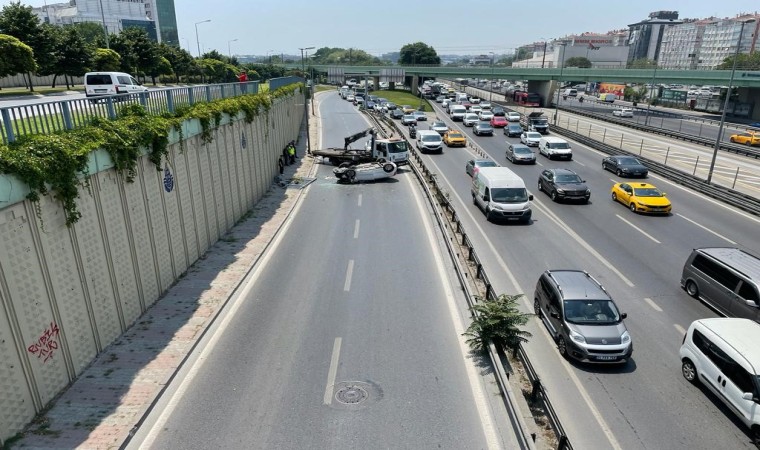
[311,128,410,167]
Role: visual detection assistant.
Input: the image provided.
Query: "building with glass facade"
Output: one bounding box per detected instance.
[145,0,179,46]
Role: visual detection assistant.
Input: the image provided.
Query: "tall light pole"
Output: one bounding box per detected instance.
[299,46,315,75]
[541,39,548,69]
[707,18,755,184]
[227,38,238,60]
[194,19,211,58]
[554,41,567,125]
[643,62,659,126]
[98,0,109,48]
[489,52,495,102]
[299,46,315,155]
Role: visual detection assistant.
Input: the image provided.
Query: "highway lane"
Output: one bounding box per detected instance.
[130,92,511,450]
[403,97,760,449]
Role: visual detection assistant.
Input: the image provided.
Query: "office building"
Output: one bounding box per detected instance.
[627,11,683,63]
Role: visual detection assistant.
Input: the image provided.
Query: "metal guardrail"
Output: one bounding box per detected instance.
[558,104,760,159]
[550,125,760,216]
[0,81,260,144]
[369,108,572,449]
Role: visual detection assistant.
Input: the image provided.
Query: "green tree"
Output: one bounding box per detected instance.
[53,26,92,88]
[0,1,47,90]
[399,42,440,65]
[717,52,760,70]
[463,294,532,353]
[564,56,592,68]
[158,43,194,82]
[149,56,173,84]
[70,21,107,48]
[628,58,657,69]
[92,48,121,71]
[0,34,36,89]
[199,58,236,83]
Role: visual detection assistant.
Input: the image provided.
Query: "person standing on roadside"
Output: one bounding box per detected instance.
[238,71,248,93]
[288,144,296,164]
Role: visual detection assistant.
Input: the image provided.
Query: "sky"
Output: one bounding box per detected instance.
[3,0,760,57]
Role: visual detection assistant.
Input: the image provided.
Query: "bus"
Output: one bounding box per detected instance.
[516,91,541,107]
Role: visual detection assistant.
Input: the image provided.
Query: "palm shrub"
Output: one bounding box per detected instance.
[464,294,532,353]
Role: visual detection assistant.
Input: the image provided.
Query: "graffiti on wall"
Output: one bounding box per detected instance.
[27,322,61,363]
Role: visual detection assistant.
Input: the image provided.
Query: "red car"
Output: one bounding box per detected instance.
[490,116,508,128]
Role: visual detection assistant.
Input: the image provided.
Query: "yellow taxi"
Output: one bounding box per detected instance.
[611,182,671,214]
[443,129,467,147]
[401,105,416,114]
[729,131,760,146]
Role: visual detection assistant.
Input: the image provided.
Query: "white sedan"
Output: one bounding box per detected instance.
[612,108,634,118]
[520,131,542,147]
[479,111,494,121]
[507,112,521,122]
[333,161,397,183]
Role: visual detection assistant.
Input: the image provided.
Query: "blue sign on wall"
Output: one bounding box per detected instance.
[163,166,174,193]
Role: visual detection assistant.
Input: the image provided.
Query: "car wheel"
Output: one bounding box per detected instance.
[616,169,623,177]
[730,137,736,143]
[534,299,542,317]
[557,337,568,358]
[682,359,698,384]
[746,141,752,146]
[550,190,559,202]
[611,192,617,202]
[685,280,699,298]
[346,169,356,181]
[383,163,394,173]
[537,180,543,192]
[630,202,637,213]
[485,207,493,221]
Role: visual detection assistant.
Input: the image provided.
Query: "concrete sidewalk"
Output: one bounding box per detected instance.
[11,98,323,450]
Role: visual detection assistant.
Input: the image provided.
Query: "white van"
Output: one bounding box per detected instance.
[471,167,533,223]
[449,105,467,121]
[680,318,760,441]
[84,72,148,100]
[416,130,443,154]
[538,136,573,160]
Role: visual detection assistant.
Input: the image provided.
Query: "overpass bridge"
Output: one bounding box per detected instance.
[286,64,760,119]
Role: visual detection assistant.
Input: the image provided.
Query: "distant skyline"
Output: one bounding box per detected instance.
[2,0,759,57]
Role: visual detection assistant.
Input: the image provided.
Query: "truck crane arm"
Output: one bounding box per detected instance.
[344,128,376,149]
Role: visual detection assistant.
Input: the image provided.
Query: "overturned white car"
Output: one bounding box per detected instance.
[333,161,397,183]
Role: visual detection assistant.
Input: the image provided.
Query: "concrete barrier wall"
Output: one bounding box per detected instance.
[0,74,84,89]
[0,92,304,442]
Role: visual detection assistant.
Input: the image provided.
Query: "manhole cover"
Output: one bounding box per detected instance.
[335,385,368,404]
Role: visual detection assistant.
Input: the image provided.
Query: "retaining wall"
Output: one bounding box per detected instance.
[0,92,304,442]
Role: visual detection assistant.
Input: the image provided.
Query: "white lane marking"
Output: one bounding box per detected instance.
[536,161,544,167]
[609,178,618,184]
[343,260,354,292]
[676,213,737,245]
[136,182,311,448]
[357,193,362,207]
[614,214,662,244]
[534,201,636,287]
[323,337,342,405]
[353,219,360,239]
[409,178,501,449]
[575,161,586,166]
[674,323,686,336]
[644,297,663,312]
[422,158,625,450]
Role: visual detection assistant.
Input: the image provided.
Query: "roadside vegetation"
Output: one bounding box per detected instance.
[464,293,532,353]
[374,90,432,112]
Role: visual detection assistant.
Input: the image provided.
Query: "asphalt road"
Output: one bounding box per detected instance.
[129,92,512,449]
[395,94,760,449]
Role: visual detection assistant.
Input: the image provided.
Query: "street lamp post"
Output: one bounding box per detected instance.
[194,19,211,58]
[98,0,109,48]
[541,40,548,69]
[707,19,755,184]
[227,38,238,61]
[554,42,567,125]
[643,62,659,126]
[299,46,315,155]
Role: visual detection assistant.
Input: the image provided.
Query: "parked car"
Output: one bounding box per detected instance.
[521,131,542,146]
[613,108,634,118]
[490,116,508,128]
[427,121,446,134]
[506,143,536,164]
[465,158,498,177]
[504,123,523,137]
[333,161,397,183]
[611,182,672,214]
[602,155,648,178]
[463,113,480,127]
[473,121,494,136]
[537,168,590,203]
[444,130,467,147]
[729,131,760,146]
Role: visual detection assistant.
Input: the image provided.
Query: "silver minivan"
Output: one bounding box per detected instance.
[534,270,632,363]
[681,248,760,321]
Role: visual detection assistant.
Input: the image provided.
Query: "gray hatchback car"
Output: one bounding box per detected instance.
[534,270,632,363]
